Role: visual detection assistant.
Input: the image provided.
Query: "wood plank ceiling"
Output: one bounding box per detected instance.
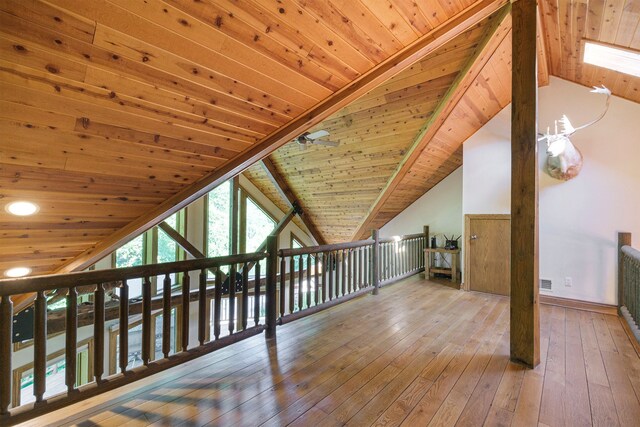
[0,0,502,276]
[539,0,640,104]
[244,14,502,243]
[1,0,639,277]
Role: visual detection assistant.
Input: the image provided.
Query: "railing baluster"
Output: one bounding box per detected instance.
[214,268,222,339]
[314,253,320,305]
[340,250,345,296]
[242,263,249,330]
[0,296,13,414]
[66,286,78,391]
[306,254,312,307]
[162,274,171,357]
[34,290,47,402]
[289,255,295,313]
[119,280,129,373]
[229,264,236,335]
[321,252,328,303]
[198,269,207,346]
[141,277,151,365]
[298,256,304,309]
[254,262,261,326]
[328,251,334,300]
[280,257,286,319]
[349,249,357,292]
[359,247,363,288]
[94,284,105,381]
[181,272,190,351]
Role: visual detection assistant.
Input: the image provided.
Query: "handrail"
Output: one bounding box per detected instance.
[622,245,640,260]
[0,252,266,296]
[277,231,427,323]
[378,233,425,243]
[279,239,373,257]
[0,227,431,425]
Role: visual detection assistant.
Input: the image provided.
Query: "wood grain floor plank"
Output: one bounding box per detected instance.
[20,276,640,427]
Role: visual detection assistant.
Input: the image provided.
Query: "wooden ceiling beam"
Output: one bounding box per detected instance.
[52,0,507,274]
[350,4,512,241]
[261,157,326,246]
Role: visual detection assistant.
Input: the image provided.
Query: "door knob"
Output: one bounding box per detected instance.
[470,235,478,240]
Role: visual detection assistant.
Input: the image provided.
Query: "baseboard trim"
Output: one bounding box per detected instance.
[540,295,617,316]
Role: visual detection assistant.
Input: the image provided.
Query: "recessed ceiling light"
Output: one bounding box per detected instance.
[5,201,39,216]
[4,267,32,278]
[583,41,640,78]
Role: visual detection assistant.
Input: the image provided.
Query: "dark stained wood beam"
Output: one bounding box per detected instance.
[49,0,508,277]
[510,0,540,368]
[350,4,512,241]
[157,222,205,259]
[261,157,326,245]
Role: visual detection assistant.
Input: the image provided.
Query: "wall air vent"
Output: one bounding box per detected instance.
[540,279,552,291]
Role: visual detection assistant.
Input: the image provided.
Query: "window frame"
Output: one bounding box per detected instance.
[12,337,94,408]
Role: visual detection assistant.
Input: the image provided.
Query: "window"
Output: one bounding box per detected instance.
[114,235,146,298]
[13,338,93,407]
[206,181,231,258]
[291,233,311,271]
[115,235,145,268]
[245,196,276,276]
[109,309,179,375]
[583,40,640,78]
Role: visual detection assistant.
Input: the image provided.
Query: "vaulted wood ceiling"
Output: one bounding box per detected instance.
[539,0,640,104]
[1,0,639,277]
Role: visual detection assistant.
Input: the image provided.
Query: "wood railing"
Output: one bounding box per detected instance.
[0,246,275,426]
[379,234,426,285]
[0,230,427,425]
[277,232,426,324]
[619,232,640,343]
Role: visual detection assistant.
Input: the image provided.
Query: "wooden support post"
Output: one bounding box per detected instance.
[33,291,47,402]
[618,232,632,314]
[0,296,13,414]
[265,235,278,339]
[511,0,540,369]
[371,230,380,295]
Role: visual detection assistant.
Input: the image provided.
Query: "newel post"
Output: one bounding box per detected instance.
[618,232,632,314]
[0,295,13,414]
[265,234,279,338]
[371,229,380,295]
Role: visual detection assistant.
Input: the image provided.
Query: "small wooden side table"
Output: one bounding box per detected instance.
[424,248,460,283]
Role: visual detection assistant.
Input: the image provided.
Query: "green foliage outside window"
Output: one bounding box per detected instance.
[207,181,230,258]
[115,235,144,268]
[246,198,275,277]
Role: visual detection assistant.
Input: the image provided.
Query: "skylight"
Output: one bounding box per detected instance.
[583,41,640,78]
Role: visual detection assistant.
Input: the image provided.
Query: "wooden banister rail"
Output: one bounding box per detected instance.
[0,253,265,296]
[276,229,427,323]
[619,232,640,344]
[0,251,268,425]
[1,230,427,425]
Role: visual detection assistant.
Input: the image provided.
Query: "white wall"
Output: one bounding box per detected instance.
[380,167,463,245]
[462,77,640,304]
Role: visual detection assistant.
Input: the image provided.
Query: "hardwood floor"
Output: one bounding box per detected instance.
[20,276,640,426]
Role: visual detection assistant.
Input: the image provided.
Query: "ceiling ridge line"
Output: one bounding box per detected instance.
[260,158,326,246]
[50,0,508,276]
[350,4,513,241]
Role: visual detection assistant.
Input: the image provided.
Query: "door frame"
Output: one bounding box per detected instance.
[463,214,511,292]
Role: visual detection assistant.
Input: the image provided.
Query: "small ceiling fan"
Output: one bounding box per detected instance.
[294,130,340,150]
